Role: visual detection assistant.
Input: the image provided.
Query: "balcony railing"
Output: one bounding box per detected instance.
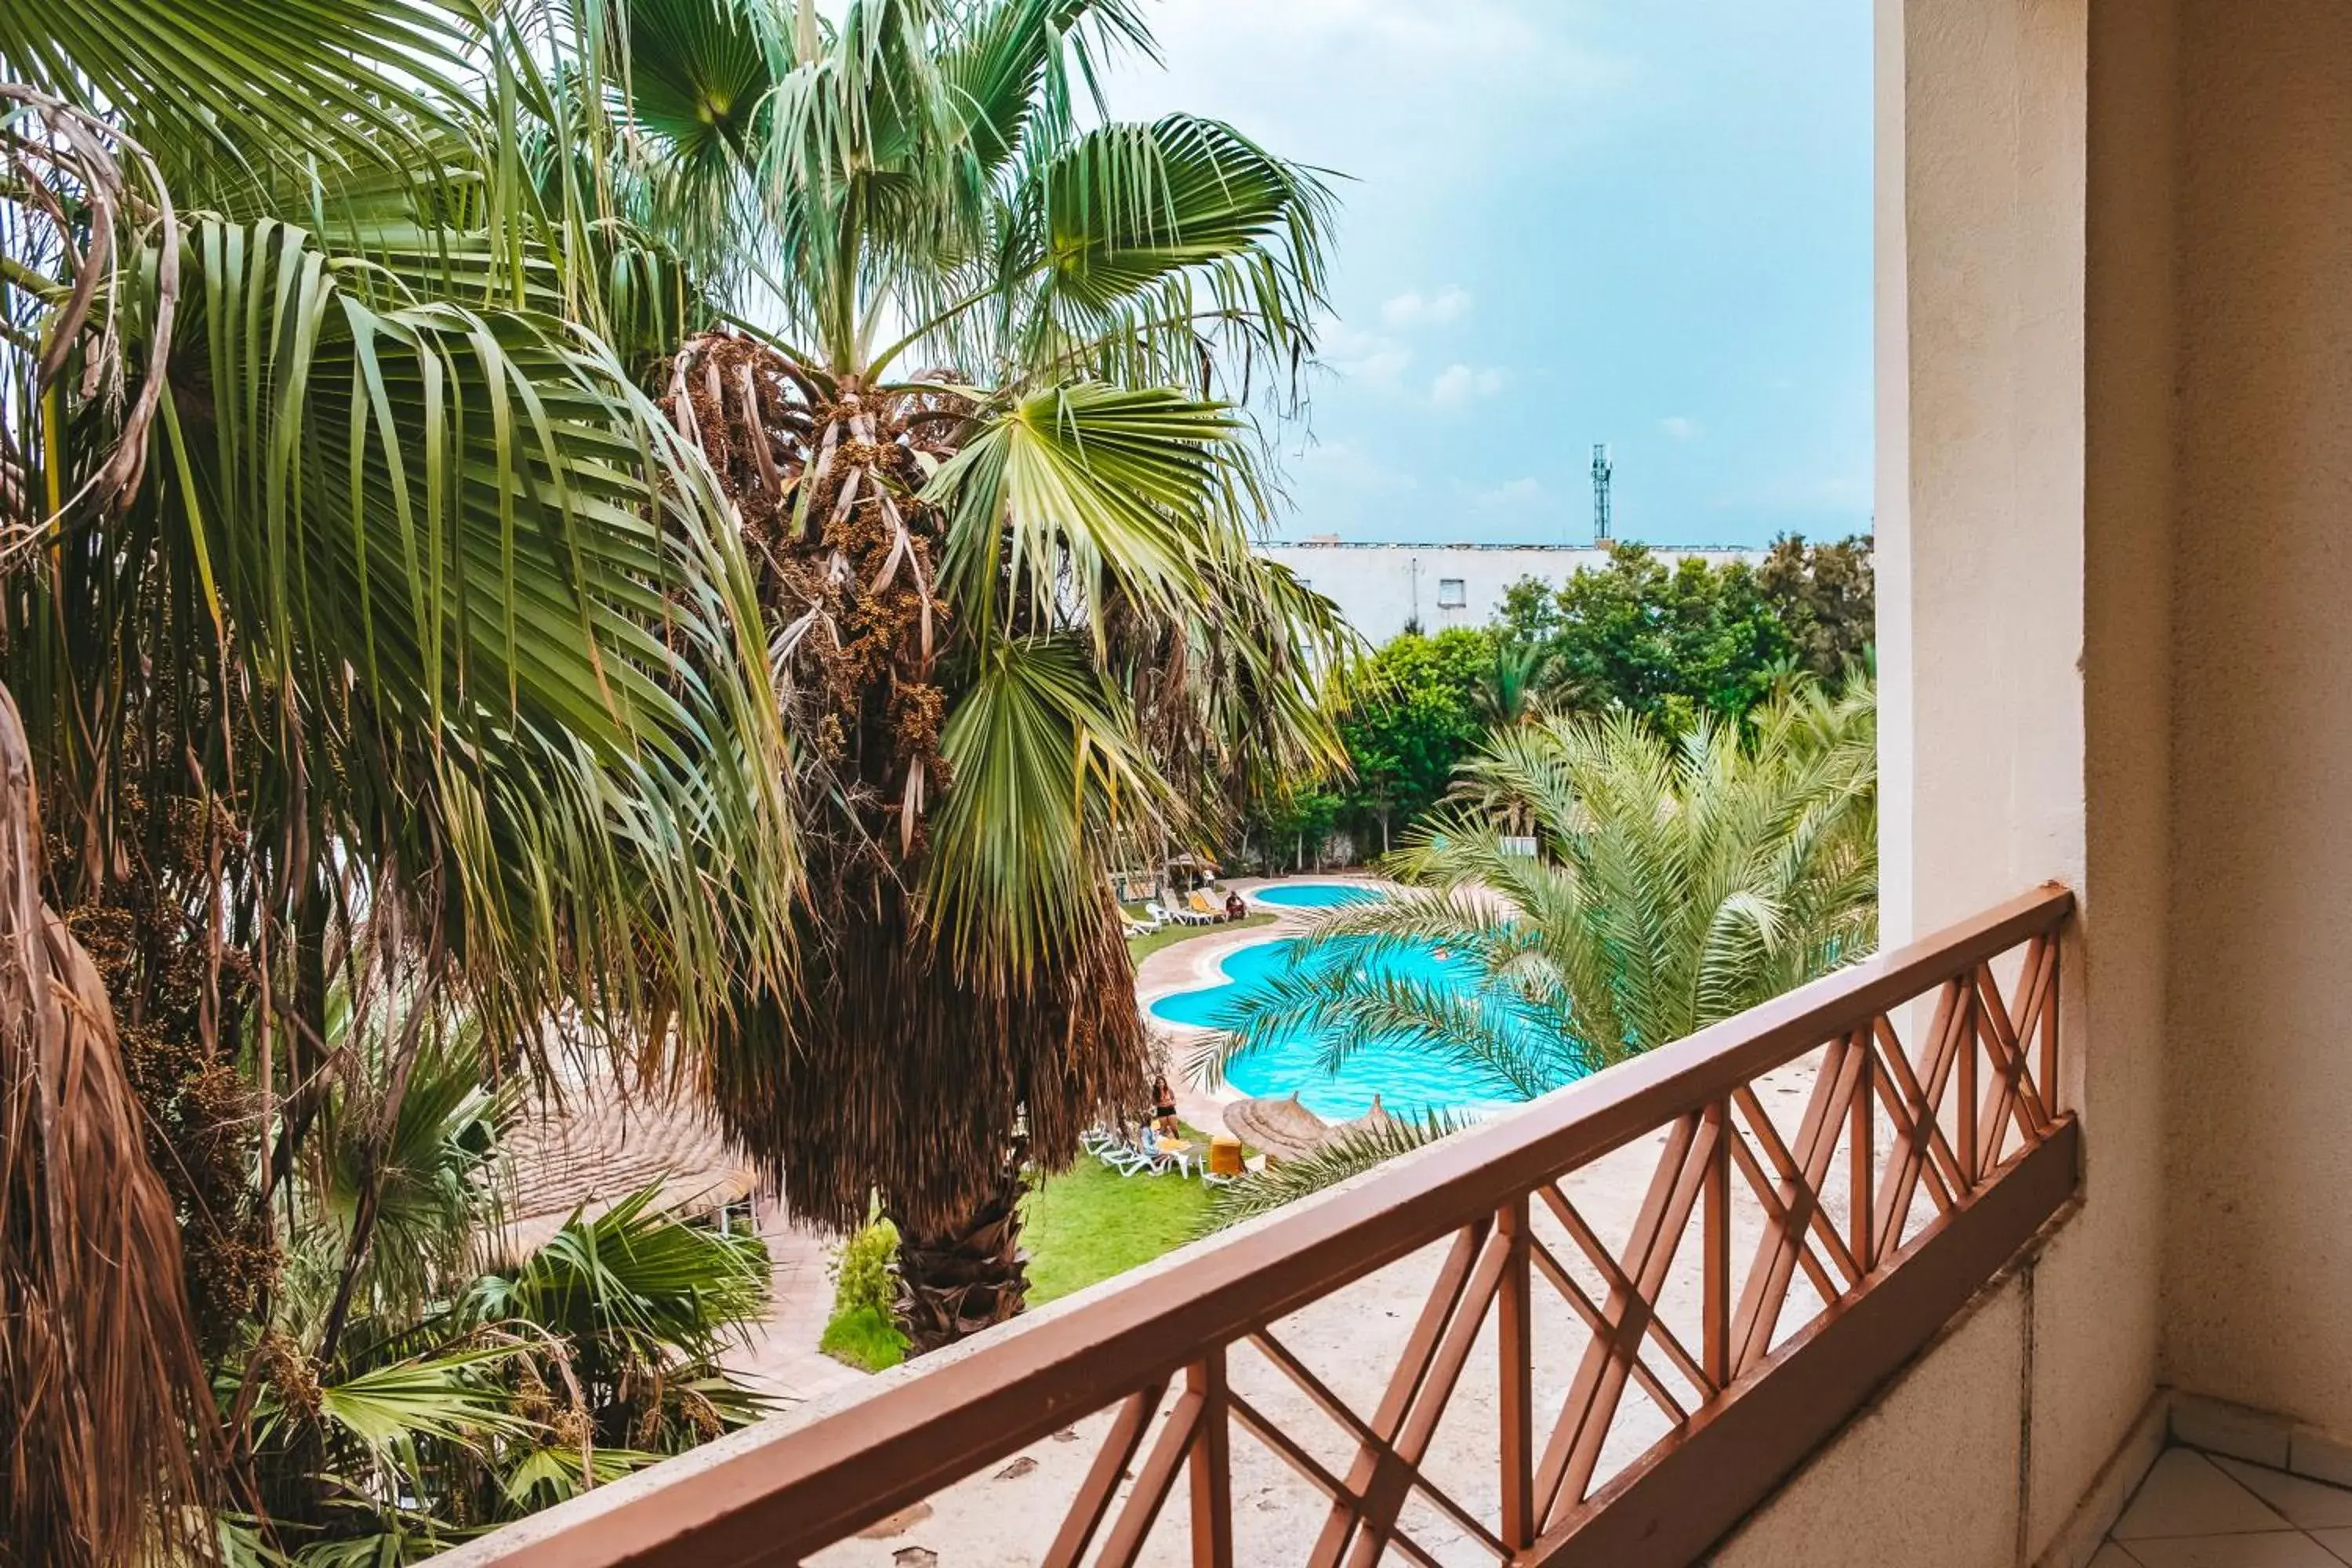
[444,885,2077,1568]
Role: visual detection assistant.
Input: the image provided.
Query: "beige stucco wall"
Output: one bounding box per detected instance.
[2161,0,2352,1438]
[1738,0,2352,1559]
[1727,0,2179,1561]
[1715,1276,2032,1568]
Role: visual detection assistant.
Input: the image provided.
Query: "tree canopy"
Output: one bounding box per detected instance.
[1332,627,1495,845]
[1497,543,1794,728]
[1281,538,1875,866]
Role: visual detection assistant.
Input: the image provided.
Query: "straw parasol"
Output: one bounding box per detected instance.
[1223,1092,1399,1163]
[495,1086,757,1261]
[1221,1093,1332,1161]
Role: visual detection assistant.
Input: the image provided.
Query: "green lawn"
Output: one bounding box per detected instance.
[1022,1126,1220,1305]
[1126,912,1275,966]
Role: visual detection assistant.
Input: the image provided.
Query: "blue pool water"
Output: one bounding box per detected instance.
[1152,936,1548,1120]
[1252,882,1382,910]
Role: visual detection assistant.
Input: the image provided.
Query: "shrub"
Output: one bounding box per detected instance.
[821,1216,908,1372]
[830,1214,900,1319]
[818,1305,908,1373]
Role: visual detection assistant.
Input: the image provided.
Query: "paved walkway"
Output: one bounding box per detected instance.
[724,1201,866,1409]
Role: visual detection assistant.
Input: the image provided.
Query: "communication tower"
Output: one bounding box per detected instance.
[1592,444,1614,546]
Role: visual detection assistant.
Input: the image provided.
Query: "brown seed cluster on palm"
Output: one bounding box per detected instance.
[62,794,276,1359]
[669,332,1149,1240]
[672,331,955,861]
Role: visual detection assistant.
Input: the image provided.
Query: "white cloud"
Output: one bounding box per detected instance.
[1381,285,1474,330]
[1291,439,1417,494]
[1477,477,1545,510]
[1431,363,1506,408]
[1098,2,1632,183]
[1661,416,1701,441]
[1324,322,1413,388]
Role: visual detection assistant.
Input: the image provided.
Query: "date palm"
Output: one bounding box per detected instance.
[615,0,1348,1345]
[1194,680,1878,1117]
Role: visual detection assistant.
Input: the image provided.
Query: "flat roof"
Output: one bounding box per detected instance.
[1261,539,1759,553]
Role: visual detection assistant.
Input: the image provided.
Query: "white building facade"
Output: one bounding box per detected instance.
[1256,539,1764,644]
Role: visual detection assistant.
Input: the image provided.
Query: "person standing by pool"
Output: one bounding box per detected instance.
[1151,1073,1179,1136]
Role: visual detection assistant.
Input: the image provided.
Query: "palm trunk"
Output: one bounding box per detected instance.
[891,1138,1029,1355]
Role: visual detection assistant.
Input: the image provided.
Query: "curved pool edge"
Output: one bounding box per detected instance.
[1131,877,1396,1018]
[1245,875,1392,913]
[1132,877,1403,1126]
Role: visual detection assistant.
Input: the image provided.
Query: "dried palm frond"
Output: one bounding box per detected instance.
[0,681,221,1567]
[0,82,178,546]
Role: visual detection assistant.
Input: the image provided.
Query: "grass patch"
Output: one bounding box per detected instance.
[818,1305,908,1373]
[1127,913,1275,966]
[1022,1125,1220,1306]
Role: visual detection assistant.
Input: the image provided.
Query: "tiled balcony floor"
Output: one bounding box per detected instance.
[2100,1446,2352,1566]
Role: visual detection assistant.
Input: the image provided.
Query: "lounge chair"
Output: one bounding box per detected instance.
[1184,890,1226,922]
[1098,1124,1152,1174]
[1126,1127,1198,1178]
[1149,899,1207,927]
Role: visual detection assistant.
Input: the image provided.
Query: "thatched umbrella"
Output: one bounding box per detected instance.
[1224,1091,1407,1165]
[1223,1093,1336,1163]
[498,1083,759,1261]
[1341,1094,1398,1139]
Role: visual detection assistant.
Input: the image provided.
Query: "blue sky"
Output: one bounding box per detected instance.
[1101,0,1874,549]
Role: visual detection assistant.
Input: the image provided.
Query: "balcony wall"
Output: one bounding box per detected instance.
[2164,0,2352,1437]
[1726,1,2352,1563]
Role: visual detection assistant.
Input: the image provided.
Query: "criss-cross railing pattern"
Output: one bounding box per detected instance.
[446,887,2078,1568]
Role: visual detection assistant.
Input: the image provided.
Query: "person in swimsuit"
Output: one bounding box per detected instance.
[1152,1073,1179,1136]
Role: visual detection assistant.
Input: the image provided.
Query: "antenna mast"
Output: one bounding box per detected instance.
[1592,444,1613,546]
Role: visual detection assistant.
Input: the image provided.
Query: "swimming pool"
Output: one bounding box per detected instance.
[1252,882,1382,910]
[1150,935,1551,1120]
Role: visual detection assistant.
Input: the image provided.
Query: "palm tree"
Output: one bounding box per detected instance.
[242,1023,774,1564]
[2,2,797,1555]
[1475,637,1563,730]
[1193,679,1878,1134]
[612,0,1349,1345]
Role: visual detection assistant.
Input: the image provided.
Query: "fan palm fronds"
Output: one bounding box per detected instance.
[2,1,802,1553]
[621,0,1351,1278]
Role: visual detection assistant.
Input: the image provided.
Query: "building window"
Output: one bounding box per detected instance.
[1437,578,1468,608]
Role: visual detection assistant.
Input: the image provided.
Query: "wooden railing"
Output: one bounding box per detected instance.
[444,886,2077,1568]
